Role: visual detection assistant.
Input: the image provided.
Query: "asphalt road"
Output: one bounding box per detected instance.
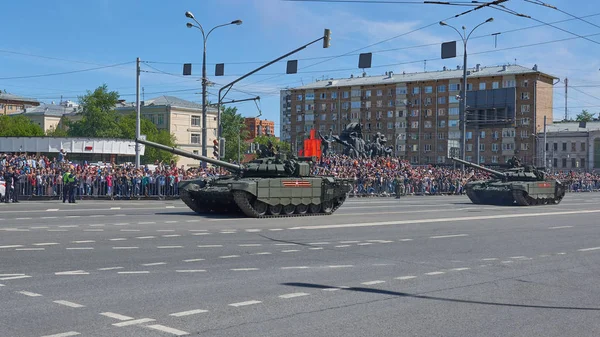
[1,193,600,337]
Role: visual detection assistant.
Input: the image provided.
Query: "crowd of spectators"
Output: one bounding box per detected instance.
[2,152,600,201]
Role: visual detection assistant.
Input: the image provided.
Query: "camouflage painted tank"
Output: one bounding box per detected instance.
[449,156,566,206]
[136,138,353,218]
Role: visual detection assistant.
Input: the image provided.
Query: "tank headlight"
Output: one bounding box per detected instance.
[227,184,232,190]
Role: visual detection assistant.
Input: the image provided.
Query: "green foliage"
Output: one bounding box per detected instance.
[253,135,291,154]
[117,113,177,164]
[67,84,122,138]
[576,109,595,122]
[220,106,250,162]
[0,115,45,137]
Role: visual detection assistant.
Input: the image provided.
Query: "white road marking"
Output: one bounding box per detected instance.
[430,234,469,239]
[399,238,414,241]
[176,270,206,273]
[110,207,121,210]
[501,261,514,263]
[245,229,262,232]
[66,247,94,250]
[450,267,471,271]
[165,220,178,223]
[169,309,208,317]
[279,292,310,299]
[112,318,155,327]
[98,267,123,270]
[239,244,262,247]
[219,255,240,259]
[41,332,80,337]
[18,291,42,297]
[157,229,175,232]
[46,209,59,212]
[16,217,32,220]
[0,275,31,280]
[335,245,350,248]
[56,270,89,275]
[142,262,166,266]
[281,266,309,270]
[183,258,205,262]
[112,247,139,249]
[425,271,446,275]
[0,273,25,276]
[268,228,284,231]
[549,226,573,229]
[145,324,189,336]
[229,300,262,307]
[220,231,236,234]
[166,206,176,209]
[186,219,201,222]
[100,312,134,320]
[72,240,95,243]
[292,209,600,230]
[53,300,85,308]
[557,252,566,255]
[282,249,300,252]
[0,284,4,286]
[361,280,386,285]
[481,258,499,261]
[192,233,210,236]
[539,254,551,257]
[0,245,23,248]
[110,238,127,241]
[395,276,417,280]
[327,265,354,268]
[31,226,50,228]
[120,229,140,232]
[118,271,150,274]
[66,216,80,218]
[162,234,182,238]
[339,240,360,244]
[138,222,156,224]
[510,256,527,259]
[367,240,394,243]
[309,242,330,245]
[89,224,105,227]
[189,229,208,232]
[252,252,272,255]
[231,268,259,271]
[275,243,297,246]
[47,229,68,232]
[114,223,130,226]
[578,247,600,252]
[198,245,222,248]
[16,248,45,251]
[136,236,156,239]
[157,246,183,249]
[90,215,105,218]
[357,243,373,246]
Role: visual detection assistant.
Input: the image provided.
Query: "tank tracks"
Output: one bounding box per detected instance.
[512,189,564,206]
[232,191,346,218]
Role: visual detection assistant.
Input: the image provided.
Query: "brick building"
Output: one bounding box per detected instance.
[244,117,275,138]
[285,64,555,166]
[0,92,40,115]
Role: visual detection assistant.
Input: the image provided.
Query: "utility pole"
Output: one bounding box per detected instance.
[135,57,141,169]
[543,115,547,169]
[564,77,568,121]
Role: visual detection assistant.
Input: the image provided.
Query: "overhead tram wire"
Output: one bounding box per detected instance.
[0,61,135,80]
[524,0,600,31]
[283,0,480,4]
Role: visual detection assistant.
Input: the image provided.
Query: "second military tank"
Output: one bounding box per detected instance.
[136,138,353,218]
[449,156,566,206]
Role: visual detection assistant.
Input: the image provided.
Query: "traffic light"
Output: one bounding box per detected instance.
[213,139,219,158]
[219,137,226,159]
[323,29,331,48]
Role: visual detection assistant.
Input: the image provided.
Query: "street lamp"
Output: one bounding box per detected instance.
[440,17,493,169]
[185,11,242,161]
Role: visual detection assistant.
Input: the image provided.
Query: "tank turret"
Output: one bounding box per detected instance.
[135,138,352,218]
[449,156,546,182]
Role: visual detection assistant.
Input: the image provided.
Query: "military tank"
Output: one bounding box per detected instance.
[136,138,353,218]
[449,156,566,206]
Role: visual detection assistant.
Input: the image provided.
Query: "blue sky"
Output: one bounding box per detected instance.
[1,0,599,136]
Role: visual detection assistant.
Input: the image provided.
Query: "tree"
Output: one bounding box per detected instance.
[67,84,122,138]
[576,109,595,122]
[0,115,45,137]
[252,135,291,154]
[117,113,177,164]
[220,106,250,162]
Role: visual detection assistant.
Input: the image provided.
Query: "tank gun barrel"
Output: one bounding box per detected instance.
[135,138,242,173]
[448,156,505,177]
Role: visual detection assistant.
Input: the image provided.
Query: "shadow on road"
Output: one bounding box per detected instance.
[154,211,245,219]
[282,282,600,311]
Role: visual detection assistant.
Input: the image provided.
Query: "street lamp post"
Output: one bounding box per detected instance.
[185,11,242,161]
[440,17,493,169]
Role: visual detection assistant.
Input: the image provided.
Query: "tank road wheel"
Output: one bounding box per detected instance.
[283,204,295,215]
[268,204,282,215]
[309,203,321,213]
[295,204,308,214]
[321,201,333,214]
[253,200,268,216]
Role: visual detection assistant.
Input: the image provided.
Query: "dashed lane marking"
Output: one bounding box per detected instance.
[56,271,89,275]
[578,247,600,252]
[450,267,471,271]
[549,226,573,229]
[239,244,262,247]
[219,255,240,259]
[100,312,134,321]
[118,271,150,274]
[425,271,446,275]
[53,300,85,308]
[16,248,45,251]
[252,252,272,255]
[245,229,262,232]
[66,247,94,250]
[89,224,105,227]
[395,276,417,280]
[72,240,95,243]
[157,246,183,249]
[327,265,354,268]
[114,223,129,226]
[183,259,205,262]
[361,280,386,285]
[169,309,208,317]
[309,242,330,245]
[136,236,156,239]
[176,270,206,273]
[166,206,176,209]
[340,241,360,244]
[145,324,189,336]
[335,245,351,248]
[97,267,123,271]
[231,268,259,271]
[15,217,32,220]
[109,238,127,241]
[162,234,181,237]
[41,332,81,337]
[142,262,166,266]
[399,238,414,241]
[17,291,42,297]
[192,233,210,236]
[110,207,121,210]
[357,243,373,246]
[112,318,156,327]
[112,247,139,249]
[229,300,262,307]
[46,209,59,212]
[282,249,300,252]
[165,220,178,223]
[0,245,23,248]
[279,292,310,299]
[275,243,297,246]
[83,229,104,232]
[138,222,156,225]
[120,229,140,232]
[47,230,68,232]
[197,245,222,248]
[309,247,324,250]
[57,225,77,228]
[430,234,469,239]
[268,228,284,231]
[281,266,309,270]
[0,275,31,280]
[31,226,50,228]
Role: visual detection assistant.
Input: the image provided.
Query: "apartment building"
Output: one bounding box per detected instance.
[537,122,600,172]
[286,64,555,166]
[244,117,275,138]
[280,89,292,143]
[1,92,40,115]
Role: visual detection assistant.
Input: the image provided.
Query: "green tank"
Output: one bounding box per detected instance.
[449,156,566,206]
[136,138,353,217]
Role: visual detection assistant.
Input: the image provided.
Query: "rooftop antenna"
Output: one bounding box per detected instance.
[142,87,145,101]
[492,32,500,48]
[424,60,427,72]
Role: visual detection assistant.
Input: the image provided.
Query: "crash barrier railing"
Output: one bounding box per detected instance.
[2,176,599,200]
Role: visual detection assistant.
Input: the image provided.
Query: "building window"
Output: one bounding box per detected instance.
[492,82,499,89]
[297,94,303,100]
[424,121,432,128]
[438,85,446,92]
[479,83,486,90]
[191,133,200,144]
[437,96,446,104]
[396,87,407,95]
[438,120,446,128]
[157,114,164,125]
[449,96,459,103]
[331,92,337,99]
[438,108,446,116]
[438,132,445,139]
[425,86,433,93]
[449,83,460,91]
[424,144,432,152]
[480,144,485,151]
[521,92,530,100]
[411,121,419,128]
[449,107,459,115]
[562,142,567,151]
[191,115,200,127]
[413,87,420,94]
[581,142,586,151]
[351,101,361,109]
[581,158,586,168]
[305,93,315,100]
[562,158,567,167]
[449,120,458,127]
[553,158,558,167]
[492,143,498,152]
